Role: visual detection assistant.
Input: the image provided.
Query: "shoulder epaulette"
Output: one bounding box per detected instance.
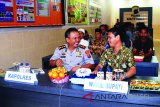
[79,45,86,49]
[58,45,66,50]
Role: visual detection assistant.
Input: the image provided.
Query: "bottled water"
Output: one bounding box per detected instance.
[106,67,112,81]
[104,43,110,50]
[25,63,30,73]
[19,63,24,72]
[97,68,104,80]
[19,63,31,73]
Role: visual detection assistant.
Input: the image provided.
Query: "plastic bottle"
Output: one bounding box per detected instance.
[106,67,112,81]
[97,68,104,80]
[25,63,30,73]
[104,43,110,50]
[19,63,24,72]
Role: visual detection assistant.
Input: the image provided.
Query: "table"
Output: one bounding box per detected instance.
[0,74,160,107]
[136,56,159,76]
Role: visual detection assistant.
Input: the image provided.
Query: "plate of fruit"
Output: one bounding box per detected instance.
[48,67,69,84]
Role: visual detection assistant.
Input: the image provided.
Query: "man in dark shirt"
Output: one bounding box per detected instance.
[132,26,153,62]
[99,24,109,41]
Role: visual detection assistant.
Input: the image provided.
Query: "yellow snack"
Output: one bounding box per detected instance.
[59,72,65,78]
[48,71,52,77]
[48,67,67,79]
[52,72,58,79]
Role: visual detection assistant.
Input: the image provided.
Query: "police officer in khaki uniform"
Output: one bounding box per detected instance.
[50,27,94,72]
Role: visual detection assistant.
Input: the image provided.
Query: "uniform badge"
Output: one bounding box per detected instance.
[61,56,66,58]
[85,50,91,58]
[76,51,82,57]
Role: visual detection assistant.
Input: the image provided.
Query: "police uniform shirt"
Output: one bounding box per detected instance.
[50,44,94,71]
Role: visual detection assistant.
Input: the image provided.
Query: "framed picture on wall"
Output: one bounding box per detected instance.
[36,0,49,16]
[16,0,35,22]
[0,0,13,22]
[89,0,101,24]
[66,0,88,24]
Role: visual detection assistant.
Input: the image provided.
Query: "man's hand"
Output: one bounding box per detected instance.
[92,70,98,74]
[92,64,103,74]
[132,48,137,55]
[119,73,127,81]
[71,66,80,72]
[148,48,153,55]
[139,50,144,56]
[56,59,63,67]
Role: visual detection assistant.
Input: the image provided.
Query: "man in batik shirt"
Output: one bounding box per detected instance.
[90,28,106,55]
[93,27,136,80]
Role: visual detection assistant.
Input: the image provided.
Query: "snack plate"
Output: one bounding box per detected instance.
[134,56,144,62]
[0,72,5,77]
[130,79,160,92]
[0,69,5,77]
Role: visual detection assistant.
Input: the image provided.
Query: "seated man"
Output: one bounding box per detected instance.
[132,26,153,62]
[89,28,106,56]
[93,27,136,80]
[78,28,89,47]
[78,28,85,40]
[50,27,95,72]
[99,24,109,41]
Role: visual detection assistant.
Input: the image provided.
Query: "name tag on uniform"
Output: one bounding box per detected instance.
[61,52,66,58]
[61,56,66,58]
[4,71,38,85]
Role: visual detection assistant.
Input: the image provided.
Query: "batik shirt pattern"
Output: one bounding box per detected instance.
[89,39,106,55]
[99,46,135,72]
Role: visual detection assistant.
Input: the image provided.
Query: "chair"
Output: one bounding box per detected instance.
[42,54,53,70]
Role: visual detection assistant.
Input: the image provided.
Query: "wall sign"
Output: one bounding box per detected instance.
[123,11,148,26]
[4,71,38,85]
[120,7,152,28]
[123,6,148,26]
